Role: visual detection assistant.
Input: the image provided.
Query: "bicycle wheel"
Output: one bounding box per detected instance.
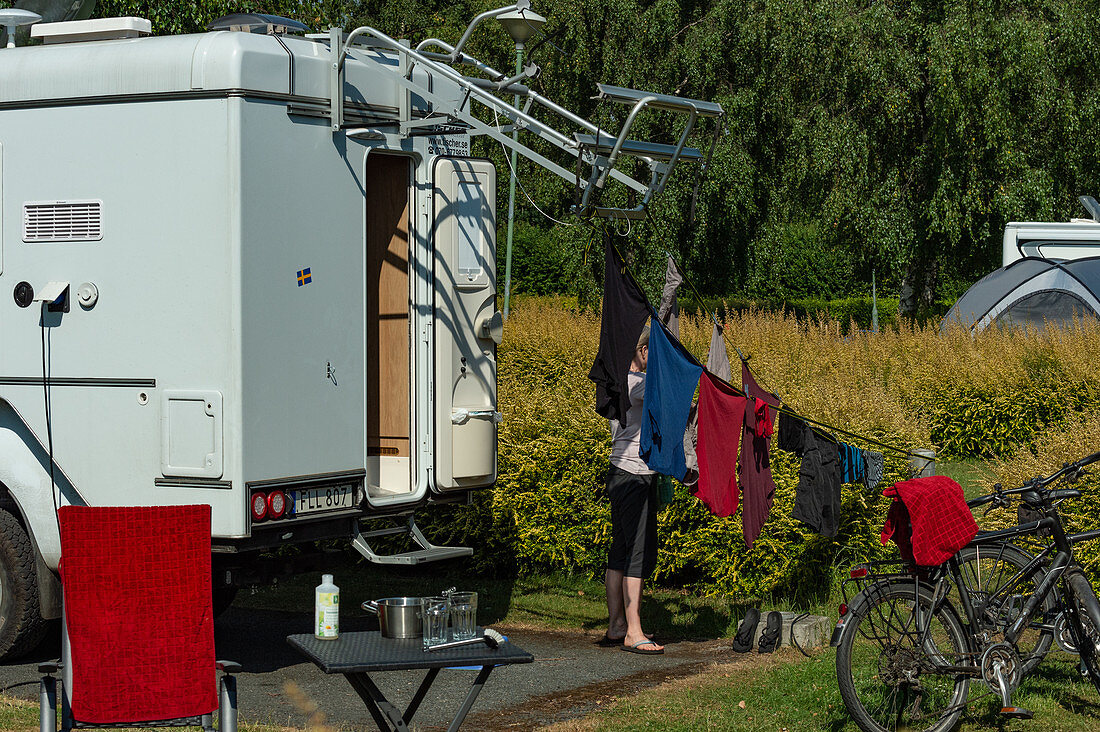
[836,579,971,732]
[954,543,1054,674]
[1063,570,1100,696]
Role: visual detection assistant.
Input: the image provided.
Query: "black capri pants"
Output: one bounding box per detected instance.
[606,465,658,579]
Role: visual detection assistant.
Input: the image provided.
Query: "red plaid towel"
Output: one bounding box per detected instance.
[59,505,217,724]
[881,476,978,567]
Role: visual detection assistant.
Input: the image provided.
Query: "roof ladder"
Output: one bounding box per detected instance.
[352,513,473,566]
[323,1,724,220]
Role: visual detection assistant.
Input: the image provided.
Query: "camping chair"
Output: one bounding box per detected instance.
[40,505,239,732]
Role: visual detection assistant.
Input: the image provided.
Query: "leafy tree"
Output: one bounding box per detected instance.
[91,0,1100,306]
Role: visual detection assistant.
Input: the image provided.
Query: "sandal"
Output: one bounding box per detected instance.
[758,611,782,654]
[621,640,664,655]
[596,632,654,647]
[732,608,760,653]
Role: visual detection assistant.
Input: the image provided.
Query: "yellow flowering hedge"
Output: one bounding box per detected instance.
[419,297,1100,597]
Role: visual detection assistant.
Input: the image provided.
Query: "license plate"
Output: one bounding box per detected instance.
[289,483,358,517]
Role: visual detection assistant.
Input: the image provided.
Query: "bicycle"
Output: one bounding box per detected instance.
[833,450,1100,732]
[951,483,1100,675]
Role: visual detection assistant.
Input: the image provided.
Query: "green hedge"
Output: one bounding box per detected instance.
[923,382,1100,458]
[918,347,1100,458]
[677,296,953,332]
[416,300,1100,597]
[421,419,909,601]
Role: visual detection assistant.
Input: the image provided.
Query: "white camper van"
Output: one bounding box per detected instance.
[0,6,722,658]
[1002,196,1100,265]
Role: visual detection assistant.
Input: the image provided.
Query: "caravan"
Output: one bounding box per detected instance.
[1002,196,1100,264]
[0,4,722,658]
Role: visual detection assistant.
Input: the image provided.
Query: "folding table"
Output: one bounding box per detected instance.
[287,631,533,731]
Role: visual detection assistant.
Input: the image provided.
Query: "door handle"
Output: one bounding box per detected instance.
[478,311,504,344]
[451,409,502,425]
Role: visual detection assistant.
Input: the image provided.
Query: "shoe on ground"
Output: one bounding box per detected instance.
[732,608,760,653]
[758,611,782,654]
[621,640,663,655]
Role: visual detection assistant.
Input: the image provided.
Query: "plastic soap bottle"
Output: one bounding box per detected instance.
[315,574,339,640]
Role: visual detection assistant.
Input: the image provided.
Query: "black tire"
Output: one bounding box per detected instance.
[836,580,971,732]
[954,543,1054,674]
[0,509,48,661]
[1063,570,1100,696]
[212,585,238,618]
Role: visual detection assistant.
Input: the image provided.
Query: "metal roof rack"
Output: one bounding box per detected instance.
[321,1,724,220]
[595,83,724,118]
[573,133,702,163]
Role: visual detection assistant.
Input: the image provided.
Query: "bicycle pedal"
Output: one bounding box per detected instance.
[1000,707,1034,719]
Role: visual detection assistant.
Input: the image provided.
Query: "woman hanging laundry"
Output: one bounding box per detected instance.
[601,324,665,655]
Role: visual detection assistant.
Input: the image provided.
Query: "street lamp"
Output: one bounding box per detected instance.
[0,8,41,48]
[497,6,545,320]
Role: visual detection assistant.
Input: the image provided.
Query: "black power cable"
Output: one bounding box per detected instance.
[789,612,813,658]
[40,318,61,534]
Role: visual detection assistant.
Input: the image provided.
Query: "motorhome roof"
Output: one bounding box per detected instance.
[1005,221,1100,230]
[0,26,411,110]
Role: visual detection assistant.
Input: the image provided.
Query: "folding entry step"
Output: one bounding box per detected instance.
[352,514,473,566]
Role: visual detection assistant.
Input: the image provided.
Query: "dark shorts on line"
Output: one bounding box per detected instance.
[606,465,658,579]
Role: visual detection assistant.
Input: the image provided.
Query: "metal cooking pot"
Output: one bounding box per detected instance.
[362,597,423,638]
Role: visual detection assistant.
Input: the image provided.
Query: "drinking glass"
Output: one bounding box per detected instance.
[421,596,449,649]
[449,591,478,641]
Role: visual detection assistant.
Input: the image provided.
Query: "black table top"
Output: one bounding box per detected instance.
[287,631,534,673]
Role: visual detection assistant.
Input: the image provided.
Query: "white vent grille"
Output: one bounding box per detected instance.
[23,201,103,242]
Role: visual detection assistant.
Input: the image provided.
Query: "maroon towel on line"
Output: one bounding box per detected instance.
[739,361,778,548]
[694,372,746,518]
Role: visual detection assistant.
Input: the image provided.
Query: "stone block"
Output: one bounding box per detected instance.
[778,612,831,650]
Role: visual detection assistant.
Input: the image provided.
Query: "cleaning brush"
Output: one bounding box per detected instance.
[425,628,506,652]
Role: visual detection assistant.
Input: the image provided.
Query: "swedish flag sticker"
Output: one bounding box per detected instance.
[297,268,312,287]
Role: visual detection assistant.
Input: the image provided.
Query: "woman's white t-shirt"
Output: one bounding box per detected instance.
[609,371,655,475]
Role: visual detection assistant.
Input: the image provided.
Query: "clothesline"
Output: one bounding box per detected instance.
[659,247,722,332]
[728,349,917,457]
[590,239,887,546]
[617,239,926,461]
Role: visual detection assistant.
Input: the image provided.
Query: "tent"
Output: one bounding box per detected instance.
[941,256,1100,333]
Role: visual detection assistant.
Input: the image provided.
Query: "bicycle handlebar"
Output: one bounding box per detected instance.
[967,449,1100,509]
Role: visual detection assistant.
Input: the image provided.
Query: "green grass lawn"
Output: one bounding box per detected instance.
[13,645,1100,732]
[939,458,998,502]
[0,697,278,732]
[558,647,1100,731]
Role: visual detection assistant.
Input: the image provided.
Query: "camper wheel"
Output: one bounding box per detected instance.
[212,585,238,617]
[0,509,46,660]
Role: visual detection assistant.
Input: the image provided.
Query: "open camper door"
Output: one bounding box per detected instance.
[433,158,499,492]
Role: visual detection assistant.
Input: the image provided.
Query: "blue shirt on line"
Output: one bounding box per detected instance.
[640,315,703,482]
